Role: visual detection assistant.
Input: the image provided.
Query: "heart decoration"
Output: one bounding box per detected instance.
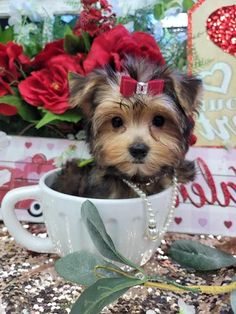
[198,218,208,227]
[224,221,233,229]
[174,217,182,225]
[25,142,32,149]
[206,5,236,57]
[47,143,54,150]
[200,62,232,94]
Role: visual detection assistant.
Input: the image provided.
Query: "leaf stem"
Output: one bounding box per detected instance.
[16,62,27,79]
[19,123,35,135]
[144,281,236,295]
[94,265,146,281]
[46,124,67,138]
[147,275,199,291]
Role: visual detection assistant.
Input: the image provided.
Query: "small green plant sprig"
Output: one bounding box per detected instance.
[55,200,236,314]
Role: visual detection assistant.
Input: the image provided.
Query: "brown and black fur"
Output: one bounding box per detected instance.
[52,57,202,198]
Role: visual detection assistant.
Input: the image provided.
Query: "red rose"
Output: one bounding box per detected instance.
[0,77,17,116]
[30,39,65,70]
[47,54,85,76]
[30,39,85,75]
[19,58,79,114]
[83,25,165,74]
[0,41,30,84]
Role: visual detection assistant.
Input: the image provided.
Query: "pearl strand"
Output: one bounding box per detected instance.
[122,170,178,241]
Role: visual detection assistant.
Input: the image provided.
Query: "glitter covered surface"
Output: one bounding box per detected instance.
[206,5,236,57]
[0,222,235,314]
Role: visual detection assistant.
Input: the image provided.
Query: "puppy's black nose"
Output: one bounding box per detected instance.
[129,143,149,159]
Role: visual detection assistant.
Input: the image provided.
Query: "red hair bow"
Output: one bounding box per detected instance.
[120,76,164,97]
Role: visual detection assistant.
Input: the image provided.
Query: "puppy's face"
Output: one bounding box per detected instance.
[91,91,186,177]
[70,57,202,179]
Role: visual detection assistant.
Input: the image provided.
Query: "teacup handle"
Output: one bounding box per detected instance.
[1,185,55,253]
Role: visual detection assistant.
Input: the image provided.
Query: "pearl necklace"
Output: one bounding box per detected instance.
[122,170,178,241]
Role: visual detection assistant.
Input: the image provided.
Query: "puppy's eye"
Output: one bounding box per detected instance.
[112,116,123,128]
[152,115,165,127]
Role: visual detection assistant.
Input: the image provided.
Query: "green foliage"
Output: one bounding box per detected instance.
[154,0,192,18]
[168,240,236,271]
[55,250,120,286]
[70,277,145,314]
[22,24,45,58]
[118,0,193,71]
[64,33,86,54]
[183,0,195,11]
[154,3,165,20]
[64,29,91,55]
[53,16,77,40]
[81,200,142,271]
[36,110,82,129]
[0,26,14,43]
[77,158,94,167]
[116,9,153,33]
[55,201,236,313]
[81,31,91,52]
[55,200,147,313]
[154,0,182,20]
[159,28,187,70]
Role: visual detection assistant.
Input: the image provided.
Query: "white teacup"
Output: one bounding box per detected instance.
[1,168,173,265]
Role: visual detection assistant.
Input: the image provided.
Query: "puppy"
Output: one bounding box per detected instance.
[52,56,202,198]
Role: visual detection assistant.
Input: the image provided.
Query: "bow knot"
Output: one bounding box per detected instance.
[120,76,164,97]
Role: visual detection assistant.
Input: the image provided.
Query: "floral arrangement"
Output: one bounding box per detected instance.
[0,0,196,138]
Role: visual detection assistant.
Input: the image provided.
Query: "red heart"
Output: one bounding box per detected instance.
[206,5,236,57]
[25,142,32,149]
[47,143,54,150]
[174,217,182,225]
[224,221,232,229]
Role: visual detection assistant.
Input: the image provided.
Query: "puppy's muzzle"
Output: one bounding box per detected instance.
[129,142,149,162]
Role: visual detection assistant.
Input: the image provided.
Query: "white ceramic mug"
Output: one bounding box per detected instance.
[1,168,173,265]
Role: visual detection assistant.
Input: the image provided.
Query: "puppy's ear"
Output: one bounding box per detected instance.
[69,72,106,118]
[170,71,202,115]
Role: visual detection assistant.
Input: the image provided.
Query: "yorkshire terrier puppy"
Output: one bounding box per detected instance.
[52,56,202,198]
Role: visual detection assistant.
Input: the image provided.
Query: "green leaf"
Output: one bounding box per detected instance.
[70,277,144,314]
[81,31,91,53]
[64,33,86,55]
[64,25,73,36]
[168,240,236,271]
[82,201,121,261]
[153,3,165,20]
[36,110,82,128]
[0,26,14,43]
[230,276,236,313]
[182,0,194,11]
[0,95,39,122]
[167,1,181,9]
[81,200,141,271]
[55,250,118,286]
[77,158,94,168]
